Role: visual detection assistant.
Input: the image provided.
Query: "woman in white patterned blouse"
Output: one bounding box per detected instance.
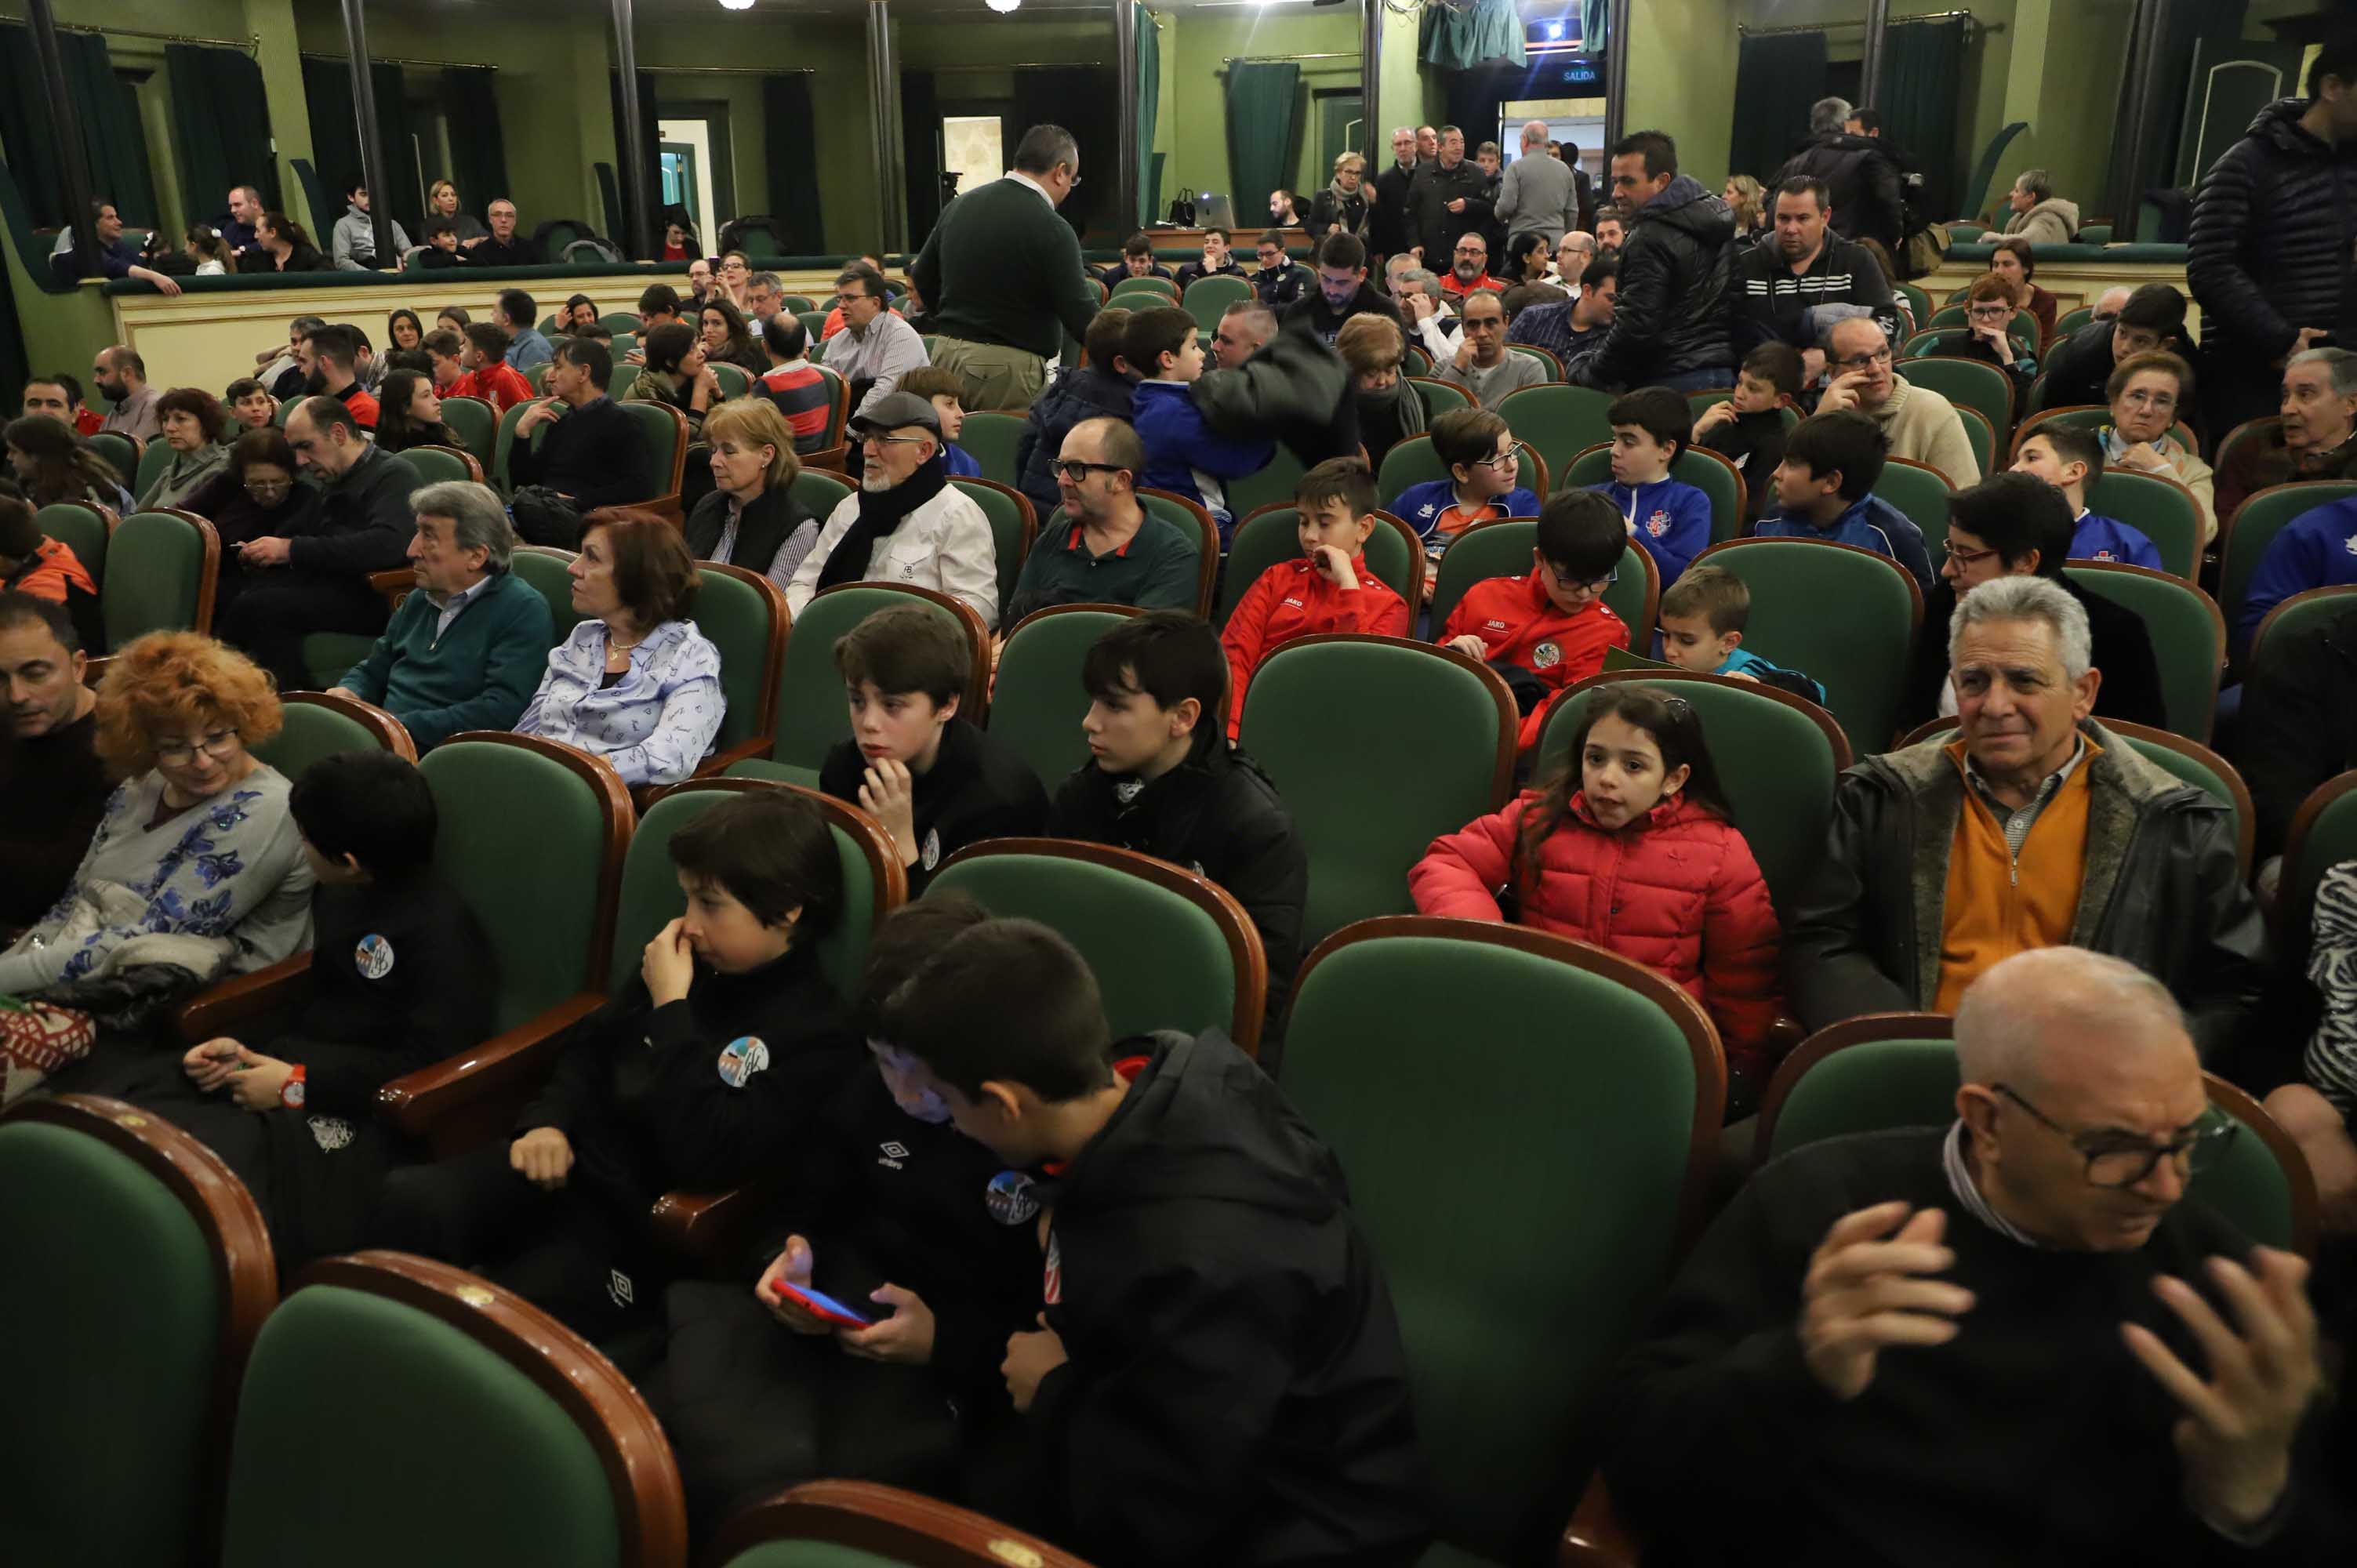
[514,513,725,786]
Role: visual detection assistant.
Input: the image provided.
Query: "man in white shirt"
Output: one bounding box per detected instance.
[786,392,999,629]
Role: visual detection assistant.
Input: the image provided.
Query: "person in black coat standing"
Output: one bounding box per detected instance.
[2186,45,2357,443]
[1771,96,1904,254]
[1404,126,1493,267]
[1574,130,1735,392]
[1370,125,1421,263]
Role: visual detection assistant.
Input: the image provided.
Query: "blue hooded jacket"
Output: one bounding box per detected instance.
[1753,492,1936,593]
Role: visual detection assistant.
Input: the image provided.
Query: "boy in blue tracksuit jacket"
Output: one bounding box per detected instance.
[1587,387,1712,586]
[1127,307,1273,545]
[2235,494,2357,659]
[1391,406,1542,591]
[1752,409,1936,593]
[2009,425,2163,572]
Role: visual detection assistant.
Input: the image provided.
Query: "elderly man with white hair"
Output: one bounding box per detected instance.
[1495,118,1579,253]
[1788,575,2265,1060]
[1609,945,2329,1563]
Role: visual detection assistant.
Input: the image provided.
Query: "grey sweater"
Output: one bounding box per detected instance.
[1494,151,1579,244]
[332,204,412,270]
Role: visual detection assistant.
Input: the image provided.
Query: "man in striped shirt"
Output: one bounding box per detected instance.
[758,314,833,455]
[1731,176,1901,387]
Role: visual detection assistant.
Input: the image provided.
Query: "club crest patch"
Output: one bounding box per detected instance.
[717,1036,770,1088]
[1644,510,1672,538]
[354,933,394,980]
[986,1169,1041,1226]
[1531,640,1563,669]
[921,827,942,871]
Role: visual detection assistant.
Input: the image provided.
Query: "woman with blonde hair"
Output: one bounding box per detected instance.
[1723,174,1766,240]
[688,397,820,587]
[426,179,488,248]
[1308,153,1372,241]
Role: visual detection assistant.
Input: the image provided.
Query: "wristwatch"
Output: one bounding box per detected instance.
[280,1063,306,1110]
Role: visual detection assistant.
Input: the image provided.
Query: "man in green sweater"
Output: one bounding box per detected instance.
[910,122,1100,412]
[1607,946,2330,1563]
[330,480,554,750]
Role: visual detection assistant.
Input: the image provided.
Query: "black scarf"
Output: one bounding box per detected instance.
[815,453,948,591]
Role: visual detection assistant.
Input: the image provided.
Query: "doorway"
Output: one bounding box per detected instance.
[1314,92,1365,180]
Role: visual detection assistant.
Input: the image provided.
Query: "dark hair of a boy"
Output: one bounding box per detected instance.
[833,602,969,710]
[1295,456,1379,518]
[1123,307,1199,377]
[879,917,1115,1102]
[1080,610,1227,729]
[1430,406,1509,475]
[1607,386,1694,463]
[1781,409,1887,500]
[667,789,844,940]
[2028,423,2104,481]
[289,751,438,876]
[1083,306,1133,374]
[1534,489,1626,579]
[859,891,990,1039]
[1658,563,1750,637]
[1741,342,1805,398]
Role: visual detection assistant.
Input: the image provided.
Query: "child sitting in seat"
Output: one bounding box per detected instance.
[1392,407,1542,590]
[1694,343,1802,525]
[819,603,1046,896]
[1410,682,1784,1105]
[1589,385,1712,585]
[1128,306,1275,546]
[1654,564,1826,705]
[155,751,495,1268]
[647,892,1042,1537]
[377,787,859,1345]
[2011,423,2163,570]
[895,365,983,479]
[1220,457,1411,739]
[1440,489,1631,750]
[1752,409,1936,593]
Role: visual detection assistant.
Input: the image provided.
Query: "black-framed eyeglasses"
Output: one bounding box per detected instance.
[1052,459,1125,482]
[1474,440,1528,473]
[1831,347,1894,372]
[1943,539,1997,567]
[857,431,931,449]
[1992,1082,2238,1189]
[1543,560,1618,595]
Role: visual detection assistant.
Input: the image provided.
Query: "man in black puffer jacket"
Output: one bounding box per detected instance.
[1772,96,1904,253]
[2186,44,2357,442]
[1572,130,1734,392]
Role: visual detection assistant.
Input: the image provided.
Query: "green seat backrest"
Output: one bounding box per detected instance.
[492,398,548,493]
[1496,383,1616,485]
[1377,433,1545,514]
[1506,343,1561,381]
[35,502,107,587]
[0,1118,223,1566]
[791,470,855,522]
[1701,539,1916,752]
[439,395,496,459]
[221,1285,623,1568]
[811,365,849,446]
[615,400,681,502]
[2120,739,2246,858]
[524,362,554,395]
[511,549,587,644]
[252,701,392,777]
[419,739,608,1029]
[1871,459,1956,557]
[2078,223,2113,246]
[763,586,968,775]
[617,790,880,1000]
[780,295,816,315]
[2052,305,2097,340]
[1895,361,2013,455]
[795,310,830,345]
[694,565,777,753]
[1240,640,1506,941]
[1218,509,1418,625]
[2254,587,2357,668]
[1558,446,1746,546]
[132,439,174,500]
[87,431,138,485]
[1925,304,2040,347]
[597,312,640,336]
[610,332,637,364]
[1954,405,1997,486]
[928,851,1237,1041]
[949,478,1032,612]
[957,411,1029,488]
[403,446,474,487]
[2283,789,2357,971]
[1281,931,1705,1562]
[1221,445,1309,522]
[1766,1039,1959,1160]
[2086,469,2200,581]
[1536,677,1843,910]
[992,608,1132,791]
[1410,376,1474,422]
[1426,519,1537,637]
[1897,282,1932,327]
[2061,565,2221,741]
[1182,273,1254,331]
[101,511,209,651]
[710,362,752,400]
[2222,482,2357,637]
[1109,278,1176,307]
[725,1543,906,1567]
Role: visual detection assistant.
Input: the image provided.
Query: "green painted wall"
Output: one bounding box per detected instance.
[1625,0,1741,184]
[1162,8,1365,209]
[1995,0,2132,222]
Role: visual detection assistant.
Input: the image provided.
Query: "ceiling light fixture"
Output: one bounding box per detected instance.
[719,0,754,10]
[987,0,1022,12]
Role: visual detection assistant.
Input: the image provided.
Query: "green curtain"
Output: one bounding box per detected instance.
[1135,7,1160,227]
[0,26,67,227]
[900,69,943,250]
[1879,18,1965,223]
[439,68,510,212]
[303,60,420,237]
[1730,31,1828,182]
[1225,63,1300,222]
[59,34,158,228]
[1420,0,1527,69]
[168,45,279,223]
[1015,67,1114,236]
[763,74,823,251]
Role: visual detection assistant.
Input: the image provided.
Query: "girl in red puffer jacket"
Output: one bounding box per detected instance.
[1409,684,1785,1104]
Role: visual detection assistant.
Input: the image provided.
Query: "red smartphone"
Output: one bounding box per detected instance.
[770,1278,880,1329]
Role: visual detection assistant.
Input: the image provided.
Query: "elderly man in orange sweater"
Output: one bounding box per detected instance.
[1785,575,2266,1065]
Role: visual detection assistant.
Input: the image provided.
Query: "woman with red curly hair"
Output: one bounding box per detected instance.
[0,633,312,1063]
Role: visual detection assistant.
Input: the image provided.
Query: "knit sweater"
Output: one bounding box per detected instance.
[1869,376,1981,485]
[910,175,1099,361]
[337,570,556,750]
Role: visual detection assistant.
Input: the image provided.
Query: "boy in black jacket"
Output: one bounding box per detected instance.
[648,892,1044,1536]
[378,788,857,1340]
[159,751,494,1267]
[1694,342,1801,524]
[820,603,1047,895]
[881,917,1430,1568]
[1046,611,1306,1047]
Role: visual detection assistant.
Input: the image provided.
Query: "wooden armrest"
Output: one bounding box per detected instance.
[699,735,775,776]
[375,991,605,1139]
[367,568,416,611]
[174,953,314,1042]
[804,443,848,473]
[1560,1474,1642,1567]
[651,1178,777,1263]
[1765,1014,1807,1054]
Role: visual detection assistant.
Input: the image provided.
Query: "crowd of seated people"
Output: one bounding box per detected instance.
[9,100,2357,1568]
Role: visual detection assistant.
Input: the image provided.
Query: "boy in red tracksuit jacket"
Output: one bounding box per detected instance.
[1222,458,1410,739]
[1440,489,1629,750]
[1410,682,1785,1106]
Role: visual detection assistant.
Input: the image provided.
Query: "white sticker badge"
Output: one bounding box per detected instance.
[354,933,395,980]
[717,1035,771,1088]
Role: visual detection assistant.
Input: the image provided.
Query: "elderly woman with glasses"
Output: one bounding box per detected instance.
[2098,349,2216,542]
[0,633,313,1091]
